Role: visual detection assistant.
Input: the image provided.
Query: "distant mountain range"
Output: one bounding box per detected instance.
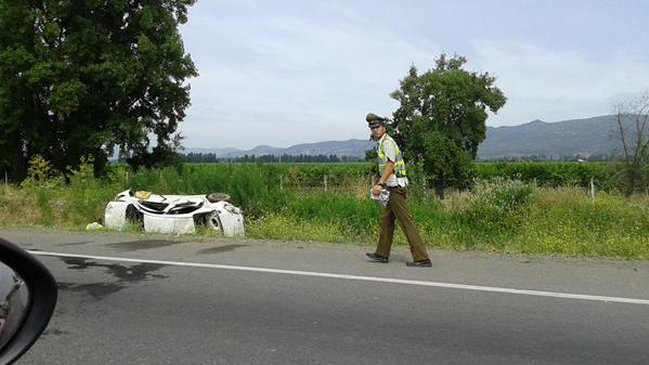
[478,115,621,159]
[184,139,374,159]
[184,115,624,160]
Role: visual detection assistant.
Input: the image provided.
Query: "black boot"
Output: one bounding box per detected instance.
[366,253,389,263]
[406,259,432,267]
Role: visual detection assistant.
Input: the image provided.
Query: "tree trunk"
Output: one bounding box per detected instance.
[434,179,445,200]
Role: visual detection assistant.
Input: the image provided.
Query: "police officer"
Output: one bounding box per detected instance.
[365,113,432,267]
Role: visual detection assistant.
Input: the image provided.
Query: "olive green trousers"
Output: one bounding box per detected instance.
[375,187,430,262]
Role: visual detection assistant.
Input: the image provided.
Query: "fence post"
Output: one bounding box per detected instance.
[324,175,328,192]
[590,177,595,199]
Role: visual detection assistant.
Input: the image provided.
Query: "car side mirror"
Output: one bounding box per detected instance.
[0,238,57,364]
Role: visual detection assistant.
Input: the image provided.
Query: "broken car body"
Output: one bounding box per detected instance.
[105,190,245,236]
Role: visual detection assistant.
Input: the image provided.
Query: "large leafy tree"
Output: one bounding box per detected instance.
[390,54,506,197]
[0,0,197,181]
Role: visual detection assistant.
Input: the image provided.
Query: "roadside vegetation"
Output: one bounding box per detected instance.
[1,159,647,260]
[2,3,646,262]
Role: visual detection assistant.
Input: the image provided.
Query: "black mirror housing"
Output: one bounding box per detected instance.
[0,238,58,364]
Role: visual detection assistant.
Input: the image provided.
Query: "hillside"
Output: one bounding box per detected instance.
[477,115,621,159]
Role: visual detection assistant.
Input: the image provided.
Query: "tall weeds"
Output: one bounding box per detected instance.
[1,161,647,259]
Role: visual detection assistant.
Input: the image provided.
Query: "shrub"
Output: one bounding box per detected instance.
[20,155,64,189]
[474,162,615,190]
[458,178,537,231]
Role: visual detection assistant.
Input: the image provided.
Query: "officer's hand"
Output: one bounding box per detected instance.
[371,184,382,196]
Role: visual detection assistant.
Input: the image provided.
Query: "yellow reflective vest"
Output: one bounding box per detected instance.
[377,134,407,178]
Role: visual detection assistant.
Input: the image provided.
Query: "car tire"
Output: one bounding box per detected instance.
[206,193,230,203]
[205,211,222,232]
[125,204,144,228]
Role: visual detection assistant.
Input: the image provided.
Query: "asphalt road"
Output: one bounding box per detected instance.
[3,228,648,364]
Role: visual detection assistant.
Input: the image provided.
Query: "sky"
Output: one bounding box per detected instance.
[177,0,649,149]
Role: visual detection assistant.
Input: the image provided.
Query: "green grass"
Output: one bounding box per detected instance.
[1,163,647,259]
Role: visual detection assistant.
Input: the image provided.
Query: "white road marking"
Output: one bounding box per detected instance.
[30,250,649,306]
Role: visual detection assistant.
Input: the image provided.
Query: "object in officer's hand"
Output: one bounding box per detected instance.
[370,188,390,208]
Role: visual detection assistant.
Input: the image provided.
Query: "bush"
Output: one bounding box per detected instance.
[458,178,537,231]
[475,162,615,190]
[20,155,64,189]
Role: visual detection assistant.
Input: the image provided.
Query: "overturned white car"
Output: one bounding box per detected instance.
[104,190,245,236]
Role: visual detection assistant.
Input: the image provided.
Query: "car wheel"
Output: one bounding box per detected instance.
[206,193,230,203]
[125,204,144,228]
[205,211,222,232]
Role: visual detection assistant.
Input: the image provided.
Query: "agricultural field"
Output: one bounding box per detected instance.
[166,161,620,191]
[0,161,646,259]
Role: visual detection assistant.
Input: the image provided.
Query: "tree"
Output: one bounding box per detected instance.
[390,54,506,198]
[613,93,649,196]
[0,0,197,182]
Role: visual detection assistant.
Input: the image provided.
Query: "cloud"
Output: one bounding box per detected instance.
[179,3,436,148]
[178,1,649,148]
[471,40,649,125]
